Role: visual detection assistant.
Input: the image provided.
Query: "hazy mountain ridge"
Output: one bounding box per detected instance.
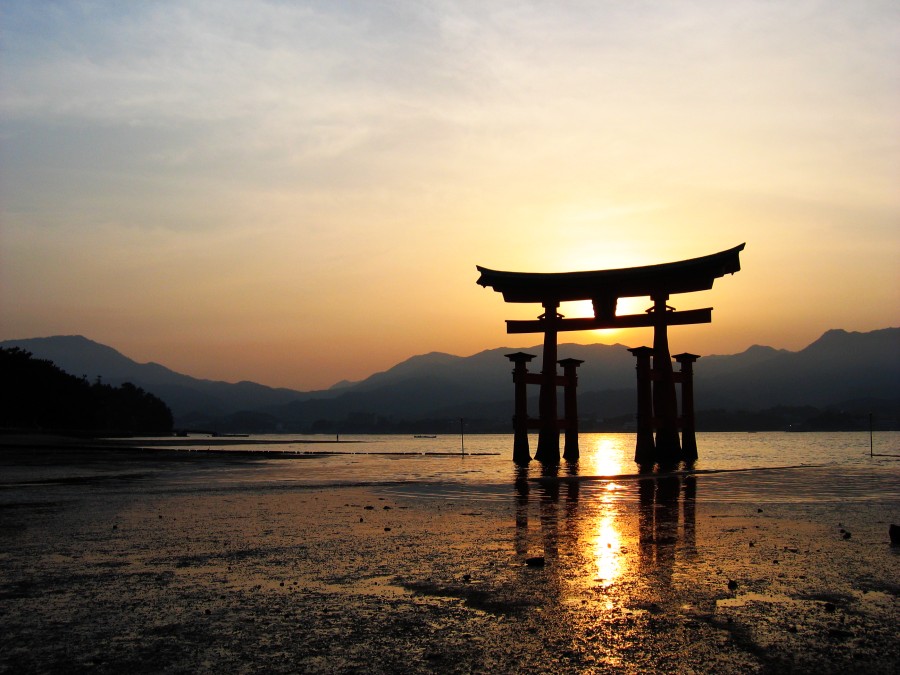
[0,335,333,417]
[2,328,897,432]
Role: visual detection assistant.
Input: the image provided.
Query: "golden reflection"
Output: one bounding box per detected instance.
[591,501,622,588]
[581,436,628,476]
[512,462,696,625]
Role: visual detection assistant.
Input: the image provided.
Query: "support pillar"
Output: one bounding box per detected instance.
[559,358,584,462]
[629,346,655,468]
[506,352,536,465]
[651,294,680,468]
[675,353,700,465]
[535,302,560,464]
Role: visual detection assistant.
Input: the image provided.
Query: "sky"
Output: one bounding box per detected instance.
[1,0,898,391]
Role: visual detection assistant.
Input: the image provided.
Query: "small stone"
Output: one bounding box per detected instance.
[525,556,545,567]
[842,531,851,540]
[727,580,738,591]
[824,602,836,612]
[364,506,374,510]
[463,574,471,582]
[384,527,391,532]
[383,506,392,510]
[757,508,763,513]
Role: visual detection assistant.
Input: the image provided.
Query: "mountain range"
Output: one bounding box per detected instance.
[2,328,898,433]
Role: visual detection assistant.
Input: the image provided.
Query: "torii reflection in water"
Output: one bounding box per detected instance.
[513,467,698,608]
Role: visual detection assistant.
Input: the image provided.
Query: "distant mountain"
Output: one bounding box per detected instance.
[694,328,900,410]
[0,336,325,423]
[2,328,897,432]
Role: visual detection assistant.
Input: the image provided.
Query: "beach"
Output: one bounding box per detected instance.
[1,440,898,674]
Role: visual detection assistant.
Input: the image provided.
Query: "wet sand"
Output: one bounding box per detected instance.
[1,443,898,674]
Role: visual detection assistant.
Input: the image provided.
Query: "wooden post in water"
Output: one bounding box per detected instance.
[460,417,465,456]
[651,295,681,469]
[559,358,584,462]
[675,353,700,466]
[629,346,656,469]
[506,352,536,464]
[869,412,873,457]
[535,302,561,465]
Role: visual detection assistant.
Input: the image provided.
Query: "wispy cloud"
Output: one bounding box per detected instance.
[1,0,898,387]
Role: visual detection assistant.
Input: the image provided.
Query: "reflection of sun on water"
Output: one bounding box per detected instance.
[592,501,622,588]
[582,436,628,476]
[582,437,630,589]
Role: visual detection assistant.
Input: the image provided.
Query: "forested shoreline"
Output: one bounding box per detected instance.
[0,347,173,434]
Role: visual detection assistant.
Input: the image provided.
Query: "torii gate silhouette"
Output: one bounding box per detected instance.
[476,244,744,469]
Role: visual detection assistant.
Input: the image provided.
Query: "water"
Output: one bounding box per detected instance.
[146,431,900,504]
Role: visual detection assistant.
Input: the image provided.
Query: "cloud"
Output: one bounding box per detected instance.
[1,1,898,387]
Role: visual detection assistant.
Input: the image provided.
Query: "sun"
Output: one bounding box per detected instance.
[559,297,652,341]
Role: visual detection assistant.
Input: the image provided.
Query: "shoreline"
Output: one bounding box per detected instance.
[1,440,898,672]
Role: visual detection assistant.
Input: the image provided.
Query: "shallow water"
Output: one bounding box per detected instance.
[145,431,900,504]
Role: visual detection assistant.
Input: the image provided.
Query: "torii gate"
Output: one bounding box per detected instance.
[476,244,744,469]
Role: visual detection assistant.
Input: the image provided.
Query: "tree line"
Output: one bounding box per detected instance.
[0,347,173,434]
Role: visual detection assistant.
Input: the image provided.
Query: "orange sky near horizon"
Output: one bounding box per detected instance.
[1,1,898,391]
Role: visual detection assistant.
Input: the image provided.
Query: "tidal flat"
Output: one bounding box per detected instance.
[1,442,898,674]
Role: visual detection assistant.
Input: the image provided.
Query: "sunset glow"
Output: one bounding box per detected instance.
[592,501,624,588]
[581,437,629,477]
[1,1,897,389]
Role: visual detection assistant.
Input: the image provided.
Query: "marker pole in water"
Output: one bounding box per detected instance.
[460,417,465,456]
[869,412,873,457]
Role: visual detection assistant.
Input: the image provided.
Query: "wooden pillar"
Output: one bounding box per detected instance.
[559,358,584,462]
[675,353,700,465]
[651,294,680,468]
[506,352,536,465]
[535,302,560,465]
[629,346,655,468]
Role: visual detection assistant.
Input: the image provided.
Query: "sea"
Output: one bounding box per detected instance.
[140,431,900,505]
